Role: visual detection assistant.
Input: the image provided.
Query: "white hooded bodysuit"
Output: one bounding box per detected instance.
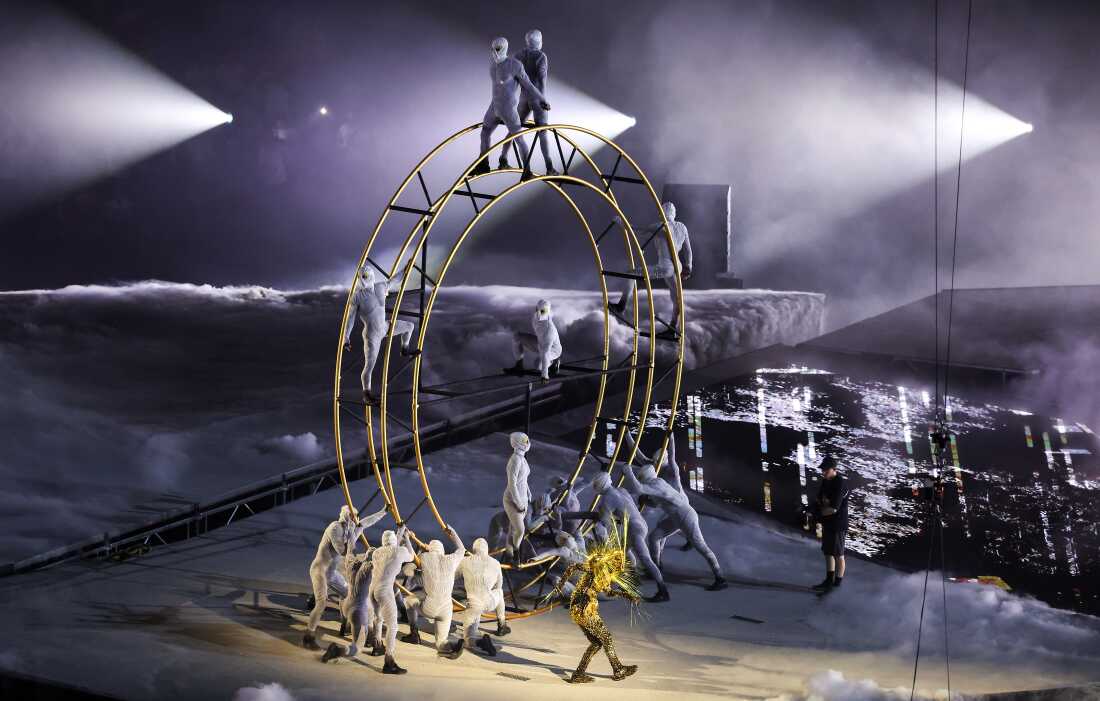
[406,529,466,651]
[459,538,506,644]
[342,267,415,394]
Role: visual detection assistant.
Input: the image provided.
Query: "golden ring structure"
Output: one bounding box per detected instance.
[333,122,685,619]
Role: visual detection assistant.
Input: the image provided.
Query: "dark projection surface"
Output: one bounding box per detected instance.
[613,365,1100,615]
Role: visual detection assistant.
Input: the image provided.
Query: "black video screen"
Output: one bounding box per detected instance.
[608,365,1100,614]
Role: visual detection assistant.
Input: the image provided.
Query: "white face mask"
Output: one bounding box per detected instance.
[536,300,551,321]
[525,29,542,51]
[509,431,530,454]
[359,267,375,286]
[490,37,508,64]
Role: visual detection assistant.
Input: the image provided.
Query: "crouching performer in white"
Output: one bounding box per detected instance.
[400,525,466,658]
[459,537,511,656]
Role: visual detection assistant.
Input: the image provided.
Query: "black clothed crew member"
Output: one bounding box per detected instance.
[812,456,850,591]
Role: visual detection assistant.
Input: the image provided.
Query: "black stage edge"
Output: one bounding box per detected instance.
[0,670,123,701]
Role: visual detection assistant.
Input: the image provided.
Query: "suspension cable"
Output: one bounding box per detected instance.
[910,499,938,701]
[938,5,973,692]
[941,514,952,697]
[933,0,941,427]
[942,0,974,418]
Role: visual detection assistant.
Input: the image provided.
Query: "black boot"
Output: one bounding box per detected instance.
[440,638,465,659]
[706,577,729,591]
[503,359,524,376]
[400,346,421,358]
[548,358,561,377]
[608,298,627,317]
[644,585,670,603]
[833,576,843,588]
[337,617,348,638]
[305,594,317,611]
[471,157,491,176]
[497,156,511,170]
[302,632,321,650]
[812,572,835,592]
[368,640,385,657]
[382,656,407,675]
[546,166,560,176]
[520,168,535,182]
[400,628,421,645]
[476,634,497,656]
[496,622,511,637]
[567,671,595,684]
[321,642,345,663]
[612,664,638,681]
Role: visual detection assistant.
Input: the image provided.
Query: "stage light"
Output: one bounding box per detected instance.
[551,83,636,143]
[319,106,329,116]
[0,4,235,215]
[744,78,1035,270]
[225,113,234,124]
[954,92,1034,159]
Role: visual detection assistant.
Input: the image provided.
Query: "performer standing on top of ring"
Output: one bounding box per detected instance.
[472,37,551,181]
[512,29,558,175]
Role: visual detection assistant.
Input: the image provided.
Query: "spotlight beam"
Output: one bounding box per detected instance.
[0,5,232,216]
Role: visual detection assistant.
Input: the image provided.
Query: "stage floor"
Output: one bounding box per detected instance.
[2,433,1098,700]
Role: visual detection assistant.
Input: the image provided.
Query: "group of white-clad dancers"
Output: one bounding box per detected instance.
[303,506,509,674]
[301,427,726,674]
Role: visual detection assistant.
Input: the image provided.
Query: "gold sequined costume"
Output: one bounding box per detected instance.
[549,517,640,684]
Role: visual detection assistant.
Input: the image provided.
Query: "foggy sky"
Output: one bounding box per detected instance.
[2,0,1099,328]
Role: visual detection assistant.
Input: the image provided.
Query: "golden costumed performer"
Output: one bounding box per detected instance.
[544,515,641,684]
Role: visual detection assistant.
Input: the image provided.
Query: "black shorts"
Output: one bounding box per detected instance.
[821,520,847,556]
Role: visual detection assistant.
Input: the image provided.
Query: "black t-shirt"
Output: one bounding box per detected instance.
[816,474,850,526]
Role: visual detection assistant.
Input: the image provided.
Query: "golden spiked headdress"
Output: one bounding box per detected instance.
[586,514,640,602]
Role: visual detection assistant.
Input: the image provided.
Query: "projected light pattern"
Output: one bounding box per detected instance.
[636,366,1100,615]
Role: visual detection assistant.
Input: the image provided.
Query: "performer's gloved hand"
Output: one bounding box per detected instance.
[539,100,551,111]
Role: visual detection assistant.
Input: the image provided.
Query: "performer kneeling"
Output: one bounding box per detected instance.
[459,538,511,656]
[401,525,466,658]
